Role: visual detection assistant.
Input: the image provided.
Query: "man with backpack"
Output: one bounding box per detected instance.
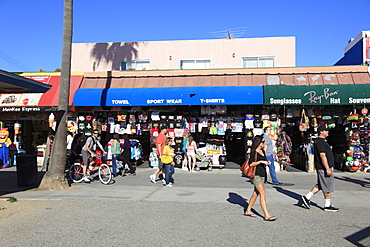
[81,130,106,182]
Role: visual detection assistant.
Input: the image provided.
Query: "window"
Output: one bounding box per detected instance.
[121,60,150,70]
[242,57,274,68]
[180,60,211,69]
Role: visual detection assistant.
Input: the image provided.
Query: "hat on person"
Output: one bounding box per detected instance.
[317,126,329,132]
[159,126,168,131]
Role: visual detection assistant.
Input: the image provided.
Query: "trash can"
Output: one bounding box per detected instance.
[16,154,38,186]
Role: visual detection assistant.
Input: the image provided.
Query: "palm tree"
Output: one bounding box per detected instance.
[38,0,73,190]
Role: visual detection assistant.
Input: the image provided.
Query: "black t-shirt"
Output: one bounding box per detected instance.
[250,150,267,177]
[314,137,334,170]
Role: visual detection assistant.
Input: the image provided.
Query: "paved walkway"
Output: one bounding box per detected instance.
[1,163,370,246]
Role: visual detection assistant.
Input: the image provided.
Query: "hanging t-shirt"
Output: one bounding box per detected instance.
[217,121,226,135]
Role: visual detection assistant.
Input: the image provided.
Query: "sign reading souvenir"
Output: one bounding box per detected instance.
[264,85,370,105]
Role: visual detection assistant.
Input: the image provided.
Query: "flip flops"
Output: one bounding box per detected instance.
[243,213,257,218]
[264,216,278,221]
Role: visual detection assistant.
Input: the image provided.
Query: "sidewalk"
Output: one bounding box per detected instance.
[1,162,370,247]
[1,162,369,207]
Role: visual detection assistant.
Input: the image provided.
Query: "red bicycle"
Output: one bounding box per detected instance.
[68,150,112,184]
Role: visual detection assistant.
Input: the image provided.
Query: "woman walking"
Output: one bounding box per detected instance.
[244,135,277,221]
[121,134,136,175]
[186,136,197,172]
[182,133,191,171]
[162,137,175,187]
[110,133,121,177]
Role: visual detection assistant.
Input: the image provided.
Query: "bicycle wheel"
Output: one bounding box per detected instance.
[98,163,112,184]
[69,163,84,183]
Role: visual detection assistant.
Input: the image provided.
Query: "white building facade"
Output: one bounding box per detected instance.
[71,37,296,72]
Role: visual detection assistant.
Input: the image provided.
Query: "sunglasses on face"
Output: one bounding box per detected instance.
[261,141,265,143]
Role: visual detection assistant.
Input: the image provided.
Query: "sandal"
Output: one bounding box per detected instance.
[243,213,257,218]
[264,216,277,221]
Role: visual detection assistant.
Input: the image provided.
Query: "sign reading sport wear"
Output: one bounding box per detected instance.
[264,85,370,105]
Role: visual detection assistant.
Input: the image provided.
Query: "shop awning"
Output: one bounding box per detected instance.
[37,75,83,106]
[0,70,52,93]
[0,74,84,109]
[73,86,263,106]
[264,84,370,105]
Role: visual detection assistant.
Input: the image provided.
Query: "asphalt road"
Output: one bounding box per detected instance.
[1,165,370,247]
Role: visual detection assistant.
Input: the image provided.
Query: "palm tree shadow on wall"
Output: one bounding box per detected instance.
[90,42,142,105]
[91,42,140,71]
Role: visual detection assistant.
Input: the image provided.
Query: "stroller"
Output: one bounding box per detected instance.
[195,147,212,171]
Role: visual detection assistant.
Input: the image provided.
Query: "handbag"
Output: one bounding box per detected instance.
[299,109,309,132]
[240,152,257,178]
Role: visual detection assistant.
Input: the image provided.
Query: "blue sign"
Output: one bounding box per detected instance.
[73,86,263,106]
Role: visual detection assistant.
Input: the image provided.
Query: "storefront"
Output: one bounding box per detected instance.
[72,66,370,170]
[73,83,264,165]
[0,73,84,160]
[264,84,370,171]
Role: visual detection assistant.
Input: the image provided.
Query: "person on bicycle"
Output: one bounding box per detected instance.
[81,130,107,182]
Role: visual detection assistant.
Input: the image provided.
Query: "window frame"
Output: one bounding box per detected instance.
[242,57,274,68]
[121,60,150,71]
[180,59,211,70]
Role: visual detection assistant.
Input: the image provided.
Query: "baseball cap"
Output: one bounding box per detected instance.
[159,126,168,131]
[317,126,329,132]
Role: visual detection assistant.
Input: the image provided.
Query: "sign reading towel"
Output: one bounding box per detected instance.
[264,85,370,106]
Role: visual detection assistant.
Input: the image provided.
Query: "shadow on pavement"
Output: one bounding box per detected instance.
[273,186,321,209]
[0,169,44,197]
[345,225,370,247]
[334,176,370,188]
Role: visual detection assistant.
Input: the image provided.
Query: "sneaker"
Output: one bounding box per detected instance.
[301,195,311,209]
[129,173,136,176]
[165,184,173,188]
[182,167,188,171]
[162,179,166,185]
[324,205,339,212]
[82,176,90,183]
[89,165,93,171]
[150,175,156,183]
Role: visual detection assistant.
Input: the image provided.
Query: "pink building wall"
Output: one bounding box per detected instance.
[71,37,296,72]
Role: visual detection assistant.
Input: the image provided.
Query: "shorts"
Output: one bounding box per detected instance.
[82,150,91,166]
[157,155,164,169]
[183,150,188,156]
[315,168,334,193]
[252,175,264,186]
[187,151,195,157]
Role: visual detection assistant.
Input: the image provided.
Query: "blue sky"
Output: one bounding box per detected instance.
[0,0,369,72]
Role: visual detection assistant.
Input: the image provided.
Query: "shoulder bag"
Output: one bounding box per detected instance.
[240,151,257,178]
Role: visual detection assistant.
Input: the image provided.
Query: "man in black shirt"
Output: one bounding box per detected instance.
[301,126,339,212]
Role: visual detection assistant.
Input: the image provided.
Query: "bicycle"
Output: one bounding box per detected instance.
[68,150,112,184]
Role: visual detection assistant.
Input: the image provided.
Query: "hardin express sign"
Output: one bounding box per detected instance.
[264,85,370,105]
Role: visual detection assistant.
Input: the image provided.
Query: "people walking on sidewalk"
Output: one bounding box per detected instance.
[182,132,191,171]
[263,127,282,185]
[301,126,339,212]
[161,137,175,187]
[244,135,278,221]
[150,127,167,183]
[110,133,121,177]
[120,134,136,176]
[186,136,197,172]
